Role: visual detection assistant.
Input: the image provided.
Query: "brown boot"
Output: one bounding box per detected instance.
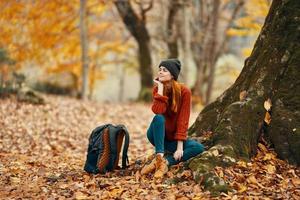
[141,157,156,175]
[154,154,168,178]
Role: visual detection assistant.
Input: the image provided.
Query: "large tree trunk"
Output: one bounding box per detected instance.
[115,0,153,101]
[188,0,300,193]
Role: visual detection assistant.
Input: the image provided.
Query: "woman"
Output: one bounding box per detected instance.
[141,58,205,178]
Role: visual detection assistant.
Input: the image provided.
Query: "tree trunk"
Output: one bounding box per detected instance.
[180,1,191,83]
[191,0,221,105]
[188,0,300,194]
[191,0,244,105]
[115,0,153,101]
[166,0,180,59]
[80,0,89,100]
[204,0,220,104]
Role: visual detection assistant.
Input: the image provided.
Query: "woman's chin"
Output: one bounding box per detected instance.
[160,79,171,83]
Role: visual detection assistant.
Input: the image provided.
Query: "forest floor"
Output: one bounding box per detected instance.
[0,94,299,200]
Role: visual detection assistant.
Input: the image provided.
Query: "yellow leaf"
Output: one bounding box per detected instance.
[258,143,268,152]
[74,192,88,200]
[237,160,247,168]
[265,164,276,174]
[10,177,21,184]
[211,149,219,156]
[110,188,124,197]
[247,175,258,184]
[242,48,253,57]
[263,153,276,161]
[264,98,272,111]
[181,170,192,178]
[237,184,247,193]
[281,179,289,189]
[177,197,189,200]
[264,112,272,125]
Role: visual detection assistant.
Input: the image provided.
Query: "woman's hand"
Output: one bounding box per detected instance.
[173,149,183,161]
[153,77,164,95]
[174,140,184,161]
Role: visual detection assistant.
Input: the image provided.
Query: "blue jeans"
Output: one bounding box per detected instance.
[147,114,205,166]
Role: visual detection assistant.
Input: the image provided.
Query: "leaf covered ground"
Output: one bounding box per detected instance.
[0,95,299,199]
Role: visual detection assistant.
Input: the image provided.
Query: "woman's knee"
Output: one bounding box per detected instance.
[146,129,155,145]
[194,142,205,154]
[185,140,204,154]
[153,114,165,124]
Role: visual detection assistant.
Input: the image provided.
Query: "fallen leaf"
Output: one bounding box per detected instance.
[211,149,219,156]
[135,170,141,182]
[176,196,189,200]
[10,177,21,184]
[237,184,247,193]
[291,178,300,186]
[265,164,276,174]
[74,192,88,200]
[258,143,268,152]
[264,98,272,111]
[247,175,258,184]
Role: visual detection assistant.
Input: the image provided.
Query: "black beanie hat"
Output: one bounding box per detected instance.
[158,58,181,80]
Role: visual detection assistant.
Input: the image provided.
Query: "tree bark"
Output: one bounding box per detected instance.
[188,0,300,194]
[80,0,89,100]
[114,0,153,101]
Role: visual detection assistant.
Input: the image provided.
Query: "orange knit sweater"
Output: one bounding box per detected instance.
[151,85,191,141]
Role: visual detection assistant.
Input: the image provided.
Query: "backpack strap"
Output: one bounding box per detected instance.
[119,125,130,169]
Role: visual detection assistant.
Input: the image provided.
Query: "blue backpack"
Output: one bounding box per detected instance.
[84,124,130,174]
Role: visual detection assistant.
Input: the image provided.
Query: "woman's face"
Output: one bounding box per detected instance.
[158,66,173,82]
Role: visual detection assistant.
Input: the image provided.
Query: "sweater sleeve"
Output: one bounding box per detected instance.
[151,86,169,114]
[175,88,191,141]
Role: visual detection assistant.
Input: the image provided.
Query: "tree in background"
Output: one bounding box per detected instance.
[79,0,89,99]
[188,0,300,193]
[0,0,131,98]
[190,0,245,105]
[0,48,15,92]
[114,0,154,101]
[166,0,181,59]
[227,0,271,57]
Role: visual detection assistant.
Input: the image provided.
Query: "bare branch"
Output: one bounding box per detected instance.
[141,0,153,22]
[214,0,245,62]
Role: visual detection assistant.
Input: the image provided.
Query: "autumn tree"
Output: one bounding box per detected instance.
[165,0,181,59]
[188,0,300,193]
[0,1,130,98]
[79,0,89,99]
[190,0,245,105]
[165,0,191,83]
[0,48,14,92]
[114,0,154,101]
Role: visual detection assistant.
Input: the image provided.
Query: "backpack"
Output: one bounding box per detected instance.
[84,124,130,174]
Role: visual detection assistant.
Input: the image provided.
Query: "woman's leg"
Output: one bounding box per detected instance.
[146,114,166,154]
[164,139,205,166]
[141,115,168,176]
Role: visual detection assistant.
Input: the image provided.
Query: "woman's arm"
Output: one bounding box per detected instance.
[154,78,164,95]
[174,88,191,141]
[151,80,169,114]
